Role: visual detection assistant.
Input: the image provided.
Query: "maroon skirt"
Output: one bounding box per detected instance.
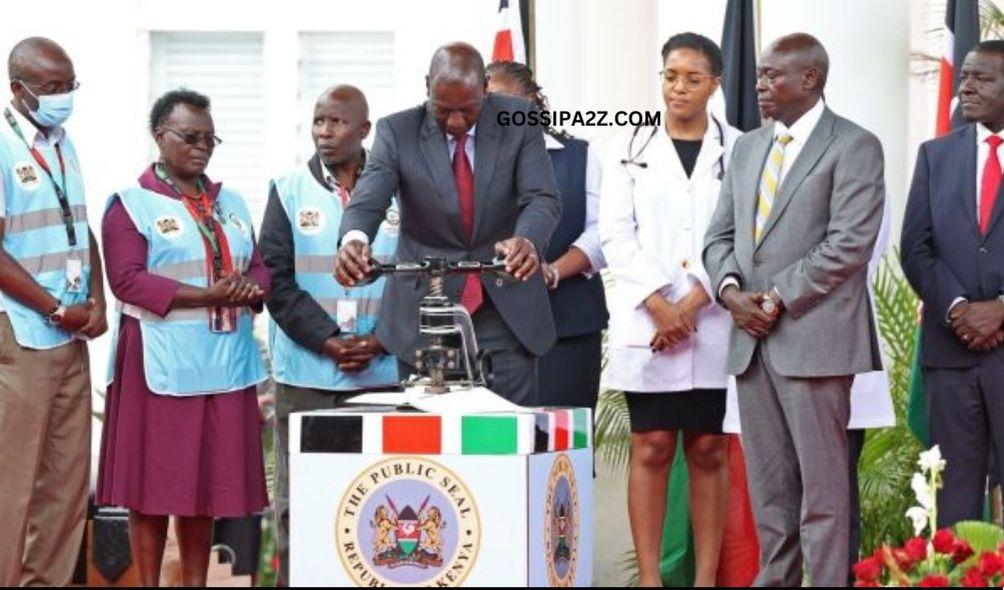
[96,317,268,517]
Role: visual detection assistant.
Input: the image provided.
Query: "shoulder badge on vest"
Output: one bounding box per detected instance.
[155,215,185,239]
[296,206,325,236]
[13,162,40,191]
[227,212,250,237]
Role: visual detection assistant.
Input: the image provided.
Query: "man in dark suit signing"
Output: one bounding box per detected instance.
[901,40,1004,528]
[335,42,561,405]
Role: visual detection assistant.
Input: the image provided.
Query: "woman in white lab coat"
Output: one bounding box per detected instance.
[599,33,741,587]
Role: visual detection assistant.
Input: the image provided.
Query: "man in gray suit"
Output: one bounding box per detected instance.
[335,42,560,405]
[702,34,884,586]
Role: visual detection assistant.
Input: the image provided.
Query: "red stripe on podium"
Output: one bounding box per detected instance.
[382,415,442,454]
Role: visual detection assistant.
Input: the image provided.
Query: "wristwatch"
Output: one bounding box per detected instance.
[760,298,777,315]
[47,304,67,326]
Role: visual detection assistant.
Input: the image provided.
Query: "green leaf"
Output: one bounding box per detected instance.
[594,389,632,474]
[858,251,924,555]
[954,520,1004,554]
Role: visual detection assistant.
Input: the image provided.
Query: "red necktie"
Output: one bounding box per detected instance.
[453,134,483,314]
[980,135,1003,235]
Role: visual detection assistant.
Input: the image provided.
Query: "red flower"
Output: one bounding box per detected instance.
[961,567,988,587]
[953,538,975,564]
[904,537,928,563]
[853,582,880,588]
[891,548,913,570]
[852,556,882,583]
[978,551,1004,578]
[918,574,951,587]
[932,529,956,554]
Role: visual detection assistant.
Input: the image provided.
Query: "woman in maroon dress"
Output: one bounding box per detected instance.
[96,89,269,587]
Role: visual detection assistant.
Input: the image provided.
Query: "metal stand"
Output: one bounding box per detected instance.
[358,256,510,394]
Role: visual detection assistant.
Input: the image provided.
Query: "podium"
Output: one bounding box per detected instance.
[289,405,594,587]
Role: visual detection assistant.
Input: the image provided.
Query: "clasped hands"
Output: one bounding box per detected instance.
[949,300,1004,352]
[323,335,384,372]
[644,286,712,352]
[203,272,265,307]
[721,285,782,339]
[58,297,108,339]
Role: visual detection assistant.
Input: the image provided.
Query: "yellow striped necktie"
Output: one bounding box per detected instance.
[754,133,794,243]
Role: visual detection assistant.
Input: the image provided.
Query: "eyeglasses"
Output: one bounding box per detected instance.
[17,79,81,95]
[161,127,223,148]
[660,71,716,92]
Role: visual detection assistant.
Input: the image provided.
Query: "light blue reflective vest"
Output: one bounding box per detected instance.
[268,165,399,390]
[109,186,266,396]
[0,116,90,349]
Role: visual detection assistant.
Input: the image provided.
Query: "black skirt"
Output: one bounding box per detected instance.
[624,389,727,434]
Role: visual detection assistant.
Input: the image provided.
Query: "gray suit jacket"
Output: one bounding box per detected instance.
[702,107,885,378]
[338,94,561,359]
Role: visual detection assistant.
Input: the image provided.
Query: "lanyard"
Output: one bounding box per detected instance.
[154,163,226,278]
[4,108,77,247]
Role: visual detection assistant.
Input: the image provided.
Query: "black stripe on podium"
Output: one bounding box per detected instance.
[534,413,550,453]
[300,415,363,453]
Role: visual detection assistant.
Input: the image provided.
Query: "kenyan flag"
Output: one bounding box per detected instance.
[395,506,420,556]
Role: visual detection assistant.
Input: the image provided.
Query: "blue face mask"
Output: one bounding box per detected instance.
[19,83,74,128]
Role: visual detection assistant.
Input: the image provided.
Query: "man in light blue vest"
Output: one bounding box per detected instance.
[0,37,107,586]
[260,85,399,585]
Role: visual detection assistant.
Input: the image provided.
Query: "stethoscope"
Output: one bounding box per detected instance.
[620,114,726,180]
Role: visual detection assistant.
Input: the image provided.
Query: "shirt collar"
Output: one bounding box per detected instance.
[544,133,564,151]
[138,163,222,201]
[446,124,476,144]
[976,122,1004,145]
[320,149,367,192]
[6,100,66,147]
[774,98,825,145]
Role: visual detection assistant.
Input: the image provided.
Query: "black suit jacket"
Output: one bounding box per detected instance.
[901,124,1004,368]
[338,94,561,359]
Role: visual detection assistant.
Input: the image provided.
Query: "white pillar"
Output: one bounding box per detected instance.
[535,0,662,154]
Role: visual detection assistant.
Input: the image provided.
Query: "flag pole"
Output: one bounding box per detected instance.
[527,0,536,72]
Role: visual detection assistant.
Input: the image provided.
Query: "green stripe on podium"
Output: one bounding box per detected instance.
[461,415,518,454]
[573,408,589,449]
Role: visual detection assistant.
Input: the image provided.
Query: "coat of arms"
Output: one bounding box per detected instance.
[371,495,447,568]
[336,457,481,586]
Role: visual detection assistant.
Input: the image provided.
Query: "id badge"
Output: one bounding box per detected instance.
[66,258,83,294]
[337,300,358,334]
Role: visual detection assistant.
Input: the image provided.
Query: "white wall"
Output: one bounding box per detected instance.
[0,0,932,486]
[0,0,498,472]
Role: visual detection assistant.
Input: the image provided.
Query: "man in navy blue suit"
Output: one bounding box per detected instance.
[901,39,1004,527]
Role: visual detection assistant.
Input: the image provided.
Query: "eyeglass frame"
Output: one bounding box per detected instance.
[159,127,223,148]
[16,78,81,96]
[659,70,718,92]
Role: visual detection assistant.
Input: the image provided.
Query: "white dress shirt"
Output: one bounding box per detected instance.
[976,123,1004,218]
[447,124,476,167]
[945,123,1004,317]
[545,133,605,273]
[717,98,826,298]
[342,125,477,247]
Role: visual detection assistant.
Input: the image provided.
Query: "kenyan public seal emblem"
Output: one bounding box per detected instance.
[545,453,579,587]
[336,457,481,587]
